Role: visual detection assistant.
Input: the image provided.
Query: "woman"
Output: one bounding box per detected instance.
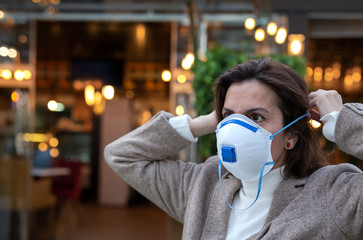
[104,58,363,239]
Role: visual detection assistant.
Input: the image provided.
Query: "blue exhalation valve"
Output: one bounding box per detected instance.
[221,146,237,163]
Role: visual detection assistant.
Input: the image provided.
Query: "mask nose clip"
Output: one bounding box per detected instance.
[221,146,237,163]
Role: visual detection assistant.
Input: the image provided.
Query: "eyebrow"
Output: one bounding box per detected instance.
[222,107,270,115]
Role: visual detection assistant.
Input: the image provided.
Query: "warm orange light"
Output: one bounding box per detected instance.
[161,70,172,82]
[177,74,187,84]
[23,70,32,79]
[309,119,321,129]
[11,91,19,102]
[267,22,277,35]
[291,40,302,55]
[38,142,48,152]
[175,105,184,116]
[244,18,255,30]
[8,48,17,58]
[102,85,114,100]
[50,148,59,158]
[313,67,323,82]
[14,70,25,81]
[344,74,353,86]
[73,80,83,90]
[141,111,152,125]
[0,46,9,57]
[47,100,58,111]
[181,53,195,70]
[2,69,12,80]
[275,28,287,44]
[288,34,305,56]
[324,68,333,82]
[136,24,146,46]
[85,85,95,106]
[50,0,61,5]
[23,133,47,142]
[254,28,265,42]
[352,67,361,83]
[93,91,105,115]
[18,34,28,44]
[49,137,59,147]
[125,90,135,99]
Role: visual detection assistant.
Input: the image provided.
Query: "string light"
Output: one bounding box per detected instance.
[324,68,334,82]
[313,67,323,82]
[8,48,17,58]
[47,100,58,111]
[177,74,187,84]
[254,28,265,42]
[275,28,287,44]
[102,85,115,100]
[267,22,277,35]
[1,69,12,80]
[14,70,25,81]
[244,18,255,30]
[175,105,184,116]
[84,85,95,106]
[0,46,9,57]
[50,148,59,158]
[11,91,20,102]
[49,137,59,147]
[181,53,195,70]
[38,142,48,152]
[161,70,172,82]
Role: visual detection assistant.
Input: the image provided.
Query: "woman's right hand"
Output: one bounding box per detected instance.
[308,89,343,121]
[189,111,218,138]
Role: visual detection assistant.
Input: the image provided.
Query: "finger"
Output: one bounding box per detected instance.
[309,109,321,121]
[308,96,318,109]
[308,90,318,100]
[308,91,320,108]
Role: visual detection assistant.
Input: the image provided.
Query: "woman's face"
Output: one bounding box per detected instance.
[222,80,291,168]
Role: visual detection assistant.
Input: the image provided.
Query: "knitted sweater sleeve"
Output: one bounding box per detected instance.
[335,103,363,160]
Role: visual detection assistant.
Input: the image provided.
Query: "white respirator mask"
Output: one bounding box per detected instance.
[216,112,308,210]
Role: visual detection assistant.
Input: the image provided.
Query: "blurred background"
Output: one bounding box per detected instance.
[0,0,362,239]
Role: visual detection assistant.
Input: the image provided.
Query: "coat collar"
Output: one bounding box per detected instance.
[264,176,306,223]
[214,166,307,240]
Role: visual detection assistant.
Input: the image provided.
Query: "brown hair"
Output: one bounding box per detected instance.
[214,58,327,179]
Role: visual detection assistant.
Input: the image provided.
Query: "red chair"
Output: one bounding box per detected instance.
[51,159,84,237]
[51,159,83,200]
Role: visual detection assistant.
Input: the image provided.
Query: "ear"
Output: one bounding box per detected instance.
[285,133,299,150]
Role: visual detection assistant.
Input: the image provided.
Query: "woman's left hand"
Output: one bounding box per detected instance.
[308,89,343,121]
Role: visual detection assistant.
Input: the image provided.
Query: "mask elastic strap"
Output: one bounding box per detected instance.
[269,112,309,140]
[218,160,275,211]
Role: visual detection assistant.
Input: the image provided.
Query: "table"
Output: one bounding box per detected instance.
[31,167,71,177]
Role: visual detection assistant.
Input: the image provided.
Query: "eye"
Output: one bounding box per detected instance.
[222,113,229,119]
[251,113,263,122]
[222,111,232,119]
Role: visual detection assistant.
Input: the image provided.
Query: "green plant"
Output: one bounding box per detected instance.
[192,45,307,160]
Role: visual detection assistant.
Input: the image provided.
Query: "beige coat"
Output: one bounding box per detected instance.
[104,103,363,239]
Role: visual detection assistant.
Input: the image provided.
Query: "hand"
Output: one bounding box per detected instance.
[308,89,343,121]
[189,111,218,138]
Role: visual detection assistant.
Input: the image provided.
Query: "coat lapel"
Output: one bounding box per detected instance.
[201,172,241,239]
[247,177,307,239]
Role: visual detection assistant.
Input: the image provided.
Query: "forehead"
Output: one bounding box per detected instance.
[223,80,279,111]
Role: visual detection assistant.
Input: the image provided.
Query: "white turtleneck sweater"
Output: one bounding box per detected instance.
[168,112,338,239]
[225,167,284,240]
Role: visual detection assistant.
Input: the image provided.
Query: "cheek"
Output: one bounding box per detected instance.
[270,134,286,162]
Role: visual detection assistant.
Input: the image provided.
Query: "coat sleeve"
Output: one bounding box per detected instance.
[103,111,203,223]
[335,103,363,160]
